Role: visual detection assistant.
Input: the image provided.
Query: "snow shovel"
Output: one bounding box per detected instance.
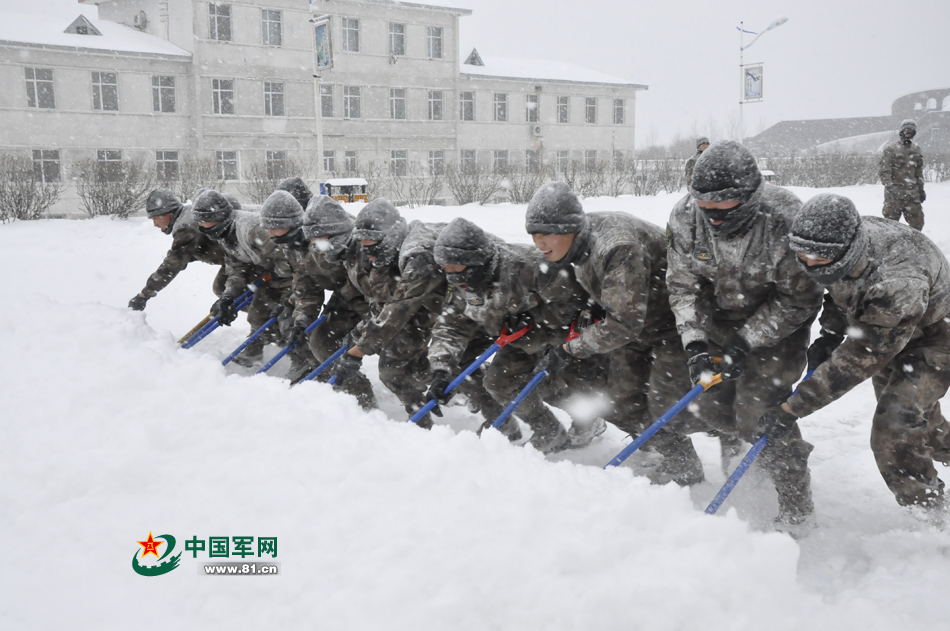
[295,345,349,385]
[408,325,532,424]
[704,369,815,515]
[179,286,254,346]
[180,291,256,349]
[221,316,280,366]
[604,364,723,469]
[255,314,328,375]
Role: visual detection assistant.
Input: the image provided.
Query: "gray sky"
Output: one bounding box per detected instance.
[7,0,950,146]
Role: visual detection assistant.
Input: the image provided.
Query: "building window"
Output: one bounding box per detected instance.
[265,150,286,179]
[344,86,361,119]
[320,84,334,117]
[460,91,474,121]
[493,93,508,122]
[342,17,359,52]
[389,23,405,57]
[152,75,176,113]
[585,98,597,124]
[345,150,357,172]
[556,150,570,173]
[32,150,60,183]
[264,81,284,116]
[390,88,406,120]
[613,98,625,125]
[91,71,118,111]
[212,79,234,115]
[390,150,408,177]
[216,150,238,180]
[556,96,569,124]
[428,150,445,176]
[428,90,444,121]
[526,149,540,174]
[492,149,509,173]
[427,27,443,59]
[156,150,180,182]
[261,9,281,46]
[25,68,55,109]
[585,150,598,170]
[97,149,123,182]
[460,149,476,173]
[323,150,336,173]
[209,4,231,42]
[525,94,539,123]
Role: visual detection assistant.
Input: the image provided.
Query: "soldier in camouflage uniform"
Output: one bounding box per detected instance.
[879,119,926,231]
[297,196,376,410]
[128,189,226,311]
[763,194,950,508]
[684,136,709,190]
[525,182,705,483]
[192,190,294,366]
[666,140,824,522]
[333,200,499,429]
[428,217,604,452]
[276,176,313,211]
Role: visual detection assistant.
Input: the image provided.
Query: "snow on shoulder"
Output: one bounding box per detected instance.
[0,12,190,57]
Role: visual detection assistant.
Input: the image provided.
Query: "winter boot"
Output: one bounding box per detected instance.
[340,373,378,412]
[478,416,523,442]
[646,432,705,486]
[529,421,569,454]
[566,418,608,450]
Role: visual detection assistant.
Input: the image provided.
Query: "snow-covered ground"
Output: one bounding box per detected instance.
[1,183,949,630]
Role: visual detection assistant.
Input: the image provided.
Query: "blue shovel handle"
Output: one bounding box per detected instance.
[490,370,549,430]
[255,315,327,375]
[222,317,278,366]
[409,342,502,423]
[296,345,348,385]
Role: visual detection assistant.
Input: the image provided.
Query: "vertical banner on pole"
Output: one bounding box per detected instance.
[742,64,764,102]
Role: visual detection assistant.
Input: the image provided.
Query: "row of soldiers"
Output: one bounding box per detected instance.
[131,140,950,525]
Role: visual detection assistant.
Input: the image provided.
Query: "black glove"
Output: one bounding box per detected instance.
[920,185,926,203]
[754,407,799,442]
[806,332,844,372]
[211,295,238,326]
[686,341,718,385]
[503,311,533,334]
[533,344,574,376]
[721,334,750,381]
[426,370,455,405]
[128,294,148,311]
[332,353,363,385]
[341,330,360,352]
[286,321,309,346]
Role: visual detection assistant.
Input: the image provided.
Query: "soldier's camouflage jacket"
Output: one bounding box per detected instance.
[666,185,823,349]
[428,242,587,373]
[565,212,679,358]
[787,217,950,417]
[344,221,447,357]
[140,205,225,298]
[218,210,293,298]
[879,140,924,199]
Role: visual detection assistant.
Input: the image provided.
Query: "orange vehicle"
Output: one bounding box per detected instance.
[320,178,369,203]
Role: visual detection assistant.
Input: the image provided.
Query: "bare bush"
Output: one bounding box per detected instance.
[174,156,224,204]
[445,162,504,205]
[0,153,64,222]
[75,157,155,219]
[763,153,879,188]
[926,154,950,183]
[504,165,547,204]
[240,157,309,204]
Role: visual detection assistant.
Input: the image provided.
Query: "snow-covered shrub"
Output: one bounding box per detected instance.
[74,156,154,219]
[0,153,63,222]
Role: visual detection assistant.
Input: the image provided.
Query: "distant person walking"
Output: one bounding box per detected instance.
[684,136,710,189]
[879,119,926,230]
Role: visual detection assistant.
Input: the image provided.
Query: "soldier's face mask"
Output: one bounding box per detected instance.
[197,216,233,240]
[271,227,306,249]
[311,233,350,263]
[445,263,495,296]
[362,240,397,268]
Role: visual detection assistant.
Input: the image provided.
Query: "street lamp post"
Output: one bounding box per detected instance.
[738,17,787,142]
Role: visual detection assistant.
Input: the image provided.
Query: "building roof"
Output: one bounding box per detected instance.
[746,115,898,156]
[460,50,647,89]
[0,12,190,58]
[356,0,472,15]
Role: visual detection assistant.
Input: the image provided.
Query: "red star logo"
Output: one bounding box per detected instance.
[137,532,164,559]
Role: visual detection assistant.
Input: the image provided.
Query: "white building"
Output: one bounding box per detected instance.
[0,1,646,215]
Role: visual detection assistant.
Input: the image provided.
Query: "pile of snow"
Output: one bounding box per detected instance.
[1,183,949,629]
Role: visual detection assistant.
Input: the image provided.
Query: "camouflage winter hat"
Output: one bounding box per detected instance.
[260,190,304,230]
[434,217,497,266]
[353,199,408,267]
[525,182,585,235]
[223,193,242,210]
[145,188,182,219]
[789,193,868,285]
[900,119,917,134]
[277,177,313,211]
[303,195,354,239]
[689,140,762,204]
[192,190,234,223]
[697,136,710,148]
